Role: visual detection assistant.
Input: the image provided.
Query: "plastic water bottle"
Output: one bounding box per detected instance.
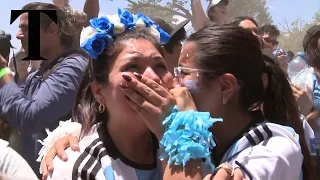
[287,55,308,79]
[287,54,314,90]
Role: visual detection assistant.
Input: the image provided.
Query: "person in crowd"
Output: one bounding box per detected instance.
[303,24,320,179]
[0,137,38,180]
[166,25,314,180]
[259,24,289,73]
[191,0,229,31]
[81,0,188,74]
[0,2,88,176]
[229,16,259,34]
[149,18,189,74]
[43,11,176,180]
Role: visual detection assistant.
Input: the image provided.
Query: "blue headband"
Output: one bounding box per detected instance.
[80,9,171,59]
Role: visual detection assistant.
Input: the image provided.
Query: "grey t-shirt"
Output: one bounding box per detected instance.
[0,139,38,180]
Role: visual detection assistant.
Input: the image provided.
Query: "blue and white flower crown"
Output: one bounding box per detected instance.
[80,9,171,59]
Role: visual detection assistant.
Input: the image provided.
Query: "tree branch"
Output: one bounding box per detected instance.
[127,0,189,19]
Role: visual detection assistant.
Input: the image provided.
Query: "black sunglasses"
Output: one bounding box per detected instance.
[263,37,279,45]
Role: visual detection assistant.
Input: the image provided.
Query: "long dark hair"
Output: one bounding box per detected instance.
[187,25,315,180]
[72,31,163,137]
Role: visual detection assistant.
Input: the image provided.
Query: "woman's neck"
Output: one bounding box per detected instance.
[106,120,154,164]
[211,108,252,159]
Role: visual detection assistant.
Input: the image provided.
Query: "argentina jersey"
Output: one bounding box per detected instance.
[47,123,162,180]
[216,122,304,180]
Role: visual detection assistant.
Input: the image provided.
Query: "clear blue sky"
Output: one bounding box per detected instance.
[1,0,319,52]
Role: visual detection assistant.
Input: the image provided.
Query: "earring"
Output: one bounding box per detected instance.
[223,98,227,105]
[98,104,105,113]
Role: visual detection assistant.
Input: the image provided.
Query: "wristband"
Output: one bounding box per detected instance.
[0,67,12,79]
[159,106,223,171]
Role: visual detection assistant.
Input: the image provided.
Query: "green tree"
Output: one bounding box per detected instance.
[278,9,320,53]
[124,0,273,30]
[226,0,273,26]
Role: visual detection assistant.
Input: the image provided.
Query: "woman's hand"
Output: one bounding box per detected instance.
[291,84,313,115]
[120,72,176,140]
[41,134,79,180]
[170,87,197,111]
[203,163,246,180]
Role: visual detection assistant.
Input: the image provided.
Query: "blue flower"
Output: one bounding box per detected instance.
[90,17,114,34]
[155,25,170,44]
[118,9,136,29]
[136,13,155,27]
[81,33,113,59]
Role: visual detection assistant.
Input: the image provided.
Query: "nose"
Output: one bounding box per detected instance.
[142,67,161,84]
[16,30,23,40]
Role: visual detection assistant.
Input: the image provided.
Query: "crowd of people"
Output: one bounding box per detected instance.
[0,0,319,179]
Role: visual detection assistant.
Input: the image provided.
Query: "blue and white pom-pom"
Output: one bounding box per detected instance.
[159,106,222,171]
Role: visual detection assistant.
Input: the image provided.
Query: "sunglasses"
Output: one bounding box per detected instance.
[262,37,279,46]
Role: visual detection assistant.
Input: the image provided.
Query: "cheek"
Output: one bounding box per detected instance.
[192,83,224,118]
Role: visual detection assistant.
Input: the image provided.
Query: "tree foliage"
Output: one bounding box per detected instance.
[278,9,320,53]
[124,0,273,31]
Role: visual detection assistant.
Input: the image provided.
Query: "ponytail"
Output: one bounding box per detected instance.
[262,54,316,180]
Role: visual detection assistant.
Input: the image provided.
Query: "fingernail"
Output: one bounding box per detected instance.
[119,83,128,89]
[133,72,142,80]
[122,74,132,82]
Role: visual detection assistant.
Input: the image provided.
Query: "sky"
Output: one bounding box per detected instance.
[0,0,319,53]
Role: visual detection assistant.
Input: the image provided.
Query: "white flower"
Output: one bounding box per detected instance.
[113,22,126,35]
[136,18,146,31]
[36,119,82,174]
[80,26,97,46]
[146,26,160,42]
[107,14,121,24]
[106,14,126,35]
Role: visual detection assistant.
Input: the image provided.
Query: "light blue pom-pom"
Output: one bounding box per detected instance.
[159,106,222,171]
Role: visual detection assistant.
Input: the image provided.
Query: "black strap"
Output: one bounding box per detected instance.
[11,49,19,83]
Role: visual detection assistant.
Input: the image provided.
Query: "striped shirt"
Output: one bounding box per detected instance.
[48,123,161,180]
[217,122,304,180]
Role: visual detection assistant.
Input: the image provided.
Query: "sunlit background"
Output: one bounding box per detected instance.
[1,0,319,56]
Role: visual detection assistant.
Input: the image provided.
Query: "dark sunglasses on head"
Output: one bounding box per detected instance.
[216,0,229,7]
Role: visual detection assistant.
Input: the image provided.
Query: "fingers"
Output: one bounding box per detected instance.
[44,146,57,173]
[213,163,233,179]
[41,160,48,180]
[130,73,171,98]
[232,168,246,180]
[68,135,80,151]
[54,135,74,161]
[122,88,161,115]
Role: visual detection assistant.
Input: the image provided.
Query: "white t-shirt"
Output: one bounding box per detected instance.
[48,124,162,180]
[0,139,38,180]
[219,122,304,180]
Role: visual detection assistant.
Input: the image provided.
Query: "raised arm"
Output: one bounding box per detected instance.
[0,55,88,135]
[191,0,210,31]
[83,0,100,19]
